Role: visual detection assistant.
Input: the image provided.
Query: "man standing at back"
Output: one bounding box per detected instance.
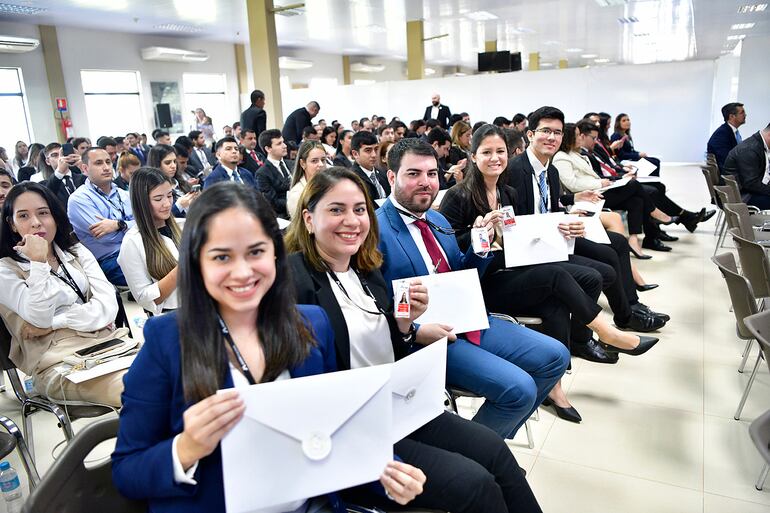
[708,102,746,173]
[282,101,320,145]
[423,93,451,129]
[241,89,267,139]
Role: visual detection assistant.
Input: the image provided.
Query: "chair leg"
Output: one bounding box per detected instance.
[0,417,40,491]
[739,339,755,373]
[525,419,535,450]
[21,404,35,463]
[756,463,770,491]
[714,220,728,255]
[735,353,763,420]
[713,210,723,236]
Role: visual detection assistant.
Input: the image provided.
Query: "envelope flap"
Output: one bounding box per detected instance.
[240,364,391,442]
[391,339,447,397]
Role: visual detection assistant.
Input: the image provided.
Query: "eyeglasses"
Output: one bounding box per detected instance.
[533,128,564,137]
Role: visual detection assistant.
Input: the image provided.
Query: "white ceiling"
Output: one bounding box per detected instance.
[1,0,768,68]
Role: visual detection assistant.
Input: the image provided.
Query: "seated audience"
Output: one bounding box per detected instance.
[321,126,338,160]
[18,143,45,183]
[97,137,118,169]
[43,142,85,207]
[0,182,129,407]
[114,151,141,191]
[0,169,16,209]
[448,120,472,166]
[286,169,544,513]
[333,130,354,168]
[724,123,770,209]
[113,183,426,513]
[239,129,263,176]
[68,147,134,286]
[302,125,319,142]
[125,132,147,165]
[203,137,256,189]
[427,127,466,189]
[11,141,29,175]
[287,141,327,219]
[255,129,293,218]
[610,113,661,176]
[708,102,746,173]
[118,168,181,314]
[512,113,528,132]
[147,144,198,218]
[351,130,389,201]
[187,130,216,175]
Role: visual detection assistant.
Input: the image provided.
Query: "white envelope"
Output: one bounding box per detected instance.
[571,199,605,214]
[621,158,657,177]
[220,365,393,512]
[582,214,611,244]
[393,269,490,335]
[503,213,573,267]
[597,177,631,192]
[391,339,447,443]
[276,217,290,229]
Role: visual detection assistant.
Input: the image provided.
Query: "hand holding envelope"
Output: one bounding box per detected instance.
[503,213,576,267]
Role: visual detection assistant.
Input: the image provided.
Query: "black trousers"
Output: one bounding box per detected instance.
[602,179,655,235]
[641,182,684,217]
[350,411,542,513]
[482,262,603,348]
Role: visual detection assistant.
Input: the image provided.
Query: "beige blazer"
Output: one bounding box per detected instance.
[552,150,604,193]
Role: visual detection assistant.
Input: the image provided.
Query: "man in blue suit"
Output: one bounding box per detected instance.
[376,138,569,439]
[203,137,256,189]
[707,102,746,173]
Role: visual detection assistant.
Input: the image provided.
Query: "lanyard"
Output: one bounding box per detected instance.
[218,316,257,386]
[325,265,386,316]
[393,206,455,235]
[51,252,87,303]
[93,185,127,220]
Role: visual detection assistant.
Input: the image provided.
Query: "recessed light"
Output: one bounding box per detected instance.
[566,48,583,53]
[543,40,561,46]
[581,53,598,58]
[540,62,554,67]
[424,67,436,75]
[595,0,629,6]
[737,3,767,13]
[465,10,498,21]
[731,23,755,29]
[154,23,205,33]
[0,2,46,14]
[727,34,747,40]
[594,58,610,63]
[618,16,639,24]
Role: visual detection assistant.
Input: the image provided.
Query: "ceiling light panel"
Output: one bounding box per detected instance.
[465,10,498,21]
[737,4,767,13]
[0,2,46,14]
[731,23,755,29]
[154,23,205,33]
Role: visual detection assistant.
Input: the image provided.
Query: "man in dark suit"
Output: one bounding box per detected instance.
[239,129,263,176]
[203,137,256,189]
[255,129,293,218]
[724,124,770,209]
[708,102,746,173]
[42,142,85,207]
[125,132,147,165]
[282,101,320,145]
[240,89,267,139]
[187,130,216,175]
[350,130,389,201]
[422,93,451,129]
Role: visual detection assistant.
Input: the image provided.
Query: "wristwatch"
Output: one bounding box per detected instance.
[401,323,417,344]
[117,220,127,232]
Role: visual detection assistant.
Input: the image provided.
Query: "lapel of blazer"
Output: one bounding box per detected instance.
[305,261,353,371]
[382,200,430,276]
[547,164,561,212]
[516,154,536,215]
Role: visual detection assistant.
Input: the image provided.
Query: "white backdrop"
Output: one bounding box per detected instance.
[283,59,716,163]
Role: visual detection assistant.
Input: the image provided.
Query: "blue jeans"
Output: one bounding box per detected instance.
[97,251,127,287]
[446,316,570,439]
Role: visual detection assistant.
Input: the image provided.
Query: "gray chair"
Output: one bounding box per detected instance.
[22,417,146,513]
[711,253,762,420]
[701,167,722,234]
[724,203,770,244]
[731,228,770,301]
[743,310,770,490]
[0,416,39,492]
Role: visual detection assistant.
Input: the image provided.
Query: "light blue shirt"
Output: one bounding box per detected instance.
[67,178,135,260]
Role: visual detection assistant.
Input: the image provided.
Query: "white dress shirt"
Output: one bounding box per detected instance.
[268,157,290,179]
[527,146,551,214]
[390,197,449,274]
[430,105,439,120]
[117,224,182,314]
[762,132,770,185]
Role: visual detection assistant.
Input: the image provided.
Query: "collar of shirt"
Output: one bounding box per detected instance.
[220,164,237,178]
[54,169,71,180]
[761,132,769,153]
[86,178,118,198]
[267,157,284,169]
[728,123,740,133]
[526,145,549,175]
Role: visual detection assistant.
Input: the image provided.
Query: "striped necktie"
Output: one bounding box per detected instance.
[537,170,549,213]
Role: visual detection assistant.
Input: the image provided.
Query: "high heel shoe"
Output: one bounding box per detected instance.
[600,335,659,356]
[655,215,680,226]
[636,283,659,292]
[629,246,652,260]
[542,397,582,423]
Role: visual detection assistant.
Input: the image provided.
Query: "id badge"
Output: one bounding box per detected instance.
[394,280,411,318]
[471,227,491,254]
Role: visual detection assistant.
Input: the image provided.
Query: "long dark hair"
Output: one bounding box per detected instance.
[460,124,508,215]
[0,182,78,263]
[178,182,313,403]
[148,144,191,194]
[291,140,325,187]
[598,112,612,147]
[129,167,182,281]
[558,123,577,153]
[613,113,631,139]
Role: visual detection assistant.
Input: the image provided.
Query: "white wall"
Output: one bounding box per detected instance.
[283,59,716,162]
[0,22,57,146]
[710,50,741,132]
[737,35,770,137]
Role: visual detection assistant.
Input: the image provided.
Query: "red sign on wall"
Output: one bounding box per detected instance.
[55,97,67,111]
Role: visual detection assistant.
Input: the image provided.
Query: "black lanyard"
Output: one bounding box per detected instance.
[393,206,455,235]
[50,253,87,303]
[94,185,127,220]
[325,265,387,316]
[218,316,257,385]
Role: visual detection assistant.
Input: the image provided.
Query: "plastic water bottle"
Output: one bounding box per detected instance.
[0,461,22,513]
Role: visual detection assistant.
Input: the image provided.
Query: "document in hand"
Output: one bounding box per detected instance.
[220,365,393,512]
[391,338,448,442]
[503,213,573,268]
[582,214,611,244]
[622,158,657,177]
[571,199,605,214]
[597,177,631,192]
[393,269,489,335]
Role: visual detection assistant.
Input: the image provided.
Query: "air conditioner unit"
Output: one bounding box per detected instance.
[0,36,39,53]
[141,46,208,62]
[350,62,385,73]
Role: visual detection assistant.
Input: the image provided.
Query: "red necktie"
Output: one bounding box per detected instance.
[250,150,258,162]
[413,219,480,345]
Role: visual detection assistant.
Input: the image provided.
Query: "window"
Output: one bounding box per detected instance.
[183,73,229,139]
[0,68,33,154]
[81,70,144,140]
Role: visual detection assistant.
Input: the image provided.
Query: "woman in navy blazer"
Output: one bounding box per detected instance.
[610,113,661,175]
[112,183,421,512]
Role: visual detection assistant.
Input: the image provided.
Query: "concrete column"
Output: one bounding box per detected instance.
[529,52,540,71]
[245,0,283,128]
[558,59,568,69]
[342,55,352,85]
[38,25,68,142]
[485,40,497,52]
[406,20,425,81]
[234,43,249,110]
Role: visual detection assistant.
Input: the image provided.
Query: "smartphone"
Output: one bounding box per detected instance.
[62,143,75,156]
[192,184,201,193]
[74,338,124,358]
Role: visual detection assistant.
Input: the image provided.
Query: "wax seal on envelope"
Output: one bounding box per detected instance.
[404,387,417,402]
[302,432,332,460]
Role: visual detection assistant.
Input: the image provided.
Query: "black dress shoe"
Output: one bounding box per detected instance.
[678,210,701,233]
[641,238,672,252]
[636,283,659,292]
[571,338,619,364]
[600,335,659,356]
[658,231,679,242]
[615,309,666,332]
[700,208,717,222]
[542,397,582,423]
[629,246,653,259]
[633,302,670,322]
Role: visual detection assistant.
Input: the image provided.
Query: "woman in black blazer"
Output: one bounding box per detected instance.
[286,166,543,513]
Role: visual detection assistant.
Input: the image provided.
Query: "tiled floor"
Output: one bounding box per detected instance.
[1,164,769,512]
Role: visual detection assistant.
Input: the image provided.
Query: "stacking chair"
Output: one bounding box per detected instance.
[731,229,770,302]
[723,203,770,245]
[743,310,770,490]
[722,176,770,225]
[0,416,39,492]
[0,321,114,460]
[22,417,146,513]
[711,253,763,420]
[702,167,724,237]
